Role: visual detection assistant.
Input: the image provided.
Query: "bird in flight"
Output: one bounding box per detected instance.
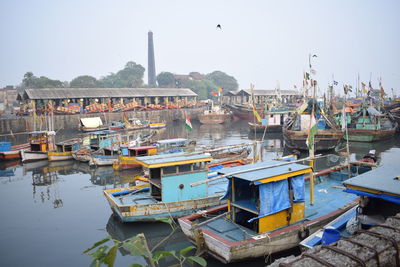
[312,54,317,57]
[216,24,221,29]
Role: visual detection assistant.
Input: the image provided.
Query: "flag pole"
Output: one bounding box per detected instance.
[309,80,315,206]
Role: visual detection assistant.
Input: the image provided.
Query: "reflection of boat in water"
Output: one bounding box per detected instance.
[22,160,49,174]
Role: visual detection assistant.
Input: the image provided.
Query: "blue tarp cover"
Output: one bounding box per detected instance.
[249,179,290,222]
[291,174,305,202]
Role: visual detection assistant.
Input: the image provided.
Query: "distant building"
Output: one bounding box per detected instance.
[0,85,18,106]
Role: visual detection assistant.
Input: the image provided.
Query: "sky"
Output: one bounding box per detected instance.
[0,0,399,97]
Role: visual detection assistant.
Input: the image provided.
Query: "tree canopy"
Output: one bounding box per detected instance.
[99,61,145,88]
[22,72,63,89]
[156,72,175,87]
[70,75,98,88]
[205,71,238,91]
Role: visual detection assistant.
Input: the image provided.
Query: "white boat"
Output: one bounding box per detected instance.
[22,131,56,162]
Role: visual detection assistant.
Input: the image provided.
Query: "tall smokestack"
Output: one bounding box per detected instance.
[147,31,156,86]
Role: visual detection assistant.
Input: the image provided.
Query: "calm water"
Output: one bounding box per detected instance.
[0,119,399,267]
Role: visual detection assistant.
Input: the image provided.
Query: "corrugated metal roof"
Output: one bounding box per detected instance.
[136,152,212,166]
[156,138,188,144]
[229,89,299,96]
[218,160,311,182]
[23,88,197,100]
[343,163,400,196]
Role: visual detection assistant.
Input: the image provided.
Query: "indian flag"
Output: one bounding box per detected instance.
[306,113,317,150]
[185,115,193,131]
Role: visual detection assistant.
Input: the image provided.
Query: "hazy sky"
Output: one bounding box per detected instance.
[1,0,399,96]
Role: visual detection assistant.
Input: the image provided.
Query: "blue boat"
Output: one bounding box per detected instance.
[103,152,227,222]
[178,158,374,263]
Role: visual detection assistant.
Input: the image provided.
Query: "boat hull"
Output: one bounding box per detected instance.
[198,114,230,124]
[179,202,356,263]
[346,128,396,142]
[283,129,343,151]
[248,122,282,133]
[72,151,91,162]
[47,151,73,161]
[21,150,49,162]
[104,187,224,222]
[0,150,21,160]
[113,156,141,170]
[89,155,118,166]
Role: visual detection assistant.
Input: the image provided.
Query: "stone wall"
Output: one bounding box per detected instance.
[0,107,204,134]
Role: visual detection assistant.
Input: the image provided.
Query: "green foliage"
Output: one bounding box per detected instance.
[177,78,218,100]
[156,72,176,88]
[21,72,63,89]
[205,71,238,91]
[70,75,99,88]
[84,218,207,267]
[100,61,145,88]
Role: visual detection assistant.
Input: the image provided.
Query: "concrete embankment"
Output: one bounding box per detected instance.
[0,107,204,134]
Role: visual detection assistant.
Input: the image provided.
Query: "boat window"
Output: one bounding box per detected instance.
[57,145,63,152]
[193,161,205,171]
[150,168,161,179]
[64,145,73,152]
[163,166,177,175]
[179,164,192,173]
[137,150,148,156]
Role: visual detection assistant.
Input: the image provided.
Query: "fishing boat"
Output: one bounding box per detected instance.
[198,102,231,124]
[199,143,251,164]
[21,131,56,162]
[178,157,374,263]
[89,146,120,167]
[248,110,291,133]
[72,130,119,162]
[48,138,82,161]
[155,138,196,154]
[124,117,149,130]
[149,122,166,129]
[283,100,343,151]
[108,121,125,131]
[226,103,262,121]
[337,103,398,142]
[103,152,227,222]
[113,145,158,170]
[80,117,108,132]
[0,142,30,161]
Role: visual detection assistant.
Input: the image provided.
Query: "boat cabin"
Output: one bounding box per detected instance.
[134,152,213,202]
[262,111,289,126]
[218,160,312,233]
[121,145,157,157]
[86,130,119,150]
[343,162,400,222]
[28,131,56,152]
[55,139,81,153]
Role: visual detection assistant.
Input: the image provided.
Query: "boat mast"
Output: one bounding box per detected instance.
[308,53,316,205]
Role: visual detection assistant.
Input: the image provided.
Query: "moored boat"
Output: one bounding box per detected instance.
[178,157,373,263]
[103,152,226,222]
[80,117,108,132]
[0,142,30,161]
[248,111,291,133]
[48,138,82,161]
[148,122,166,129]
[21,131,56,162]
[198,103,231,124]
[89,147,120,167]
[283,100,343,151]
[113,145,158,170]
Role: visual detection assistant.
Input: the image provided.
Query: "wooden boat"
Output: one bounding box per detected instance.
[108,121,125,131]
[48,138,82,162]
[89,147,120,167]
[248,111,291,133]
[124,118,149,130]
[103,152,226,222]
[199,143,251,164]
[149,122,166,129]
[113,145,158,170]
[226,104,262,121]
[155,138,196,154]
[178,158,374,263]
[80,117,108,132]
[337,104,398,142]
[21,131,56,162]
[0,142,30,161]
[283,100,343,151]
[198,104,231,124]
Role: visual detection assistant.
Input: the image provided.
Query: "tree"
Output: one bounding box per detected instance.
[99,61,145,88]
[21,72,63,88]
[70,75,98,88]
[22,72,35,88]
[157,72,175,87]
[206,71,238,91]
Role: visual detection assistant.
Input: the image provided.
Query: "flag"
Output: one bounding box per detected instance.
[306,111,317,150]
[211,92,218,96]
[252,104,262,122]
[380,86,385,96]
[310,69,317,75]
[368,81,373,90]
[218,87,223,92]
[361,82,367,93]
[293,85,297,89]
[341,107,347,131]
[333,81,338,86]
[185,115,193,131]
[305,72,310,80]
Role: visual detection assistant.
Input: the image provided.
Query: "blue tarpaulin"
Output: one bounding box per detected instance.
[291,174,305,202]
[343,188,400,205]
[249,179,290,222]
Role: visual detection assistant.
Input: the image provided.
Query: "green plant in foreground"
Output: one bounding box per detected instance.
[83,218,206,267]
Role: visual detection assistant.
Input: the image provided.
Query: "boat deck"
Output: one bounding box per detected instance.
[195,171,357,242]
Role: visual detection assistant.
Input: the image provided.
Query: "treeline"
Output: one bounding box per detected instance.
[18,61,238,99]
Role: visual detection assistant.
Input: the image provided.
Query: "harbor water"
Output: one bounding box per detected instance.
[1,119,399,267]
